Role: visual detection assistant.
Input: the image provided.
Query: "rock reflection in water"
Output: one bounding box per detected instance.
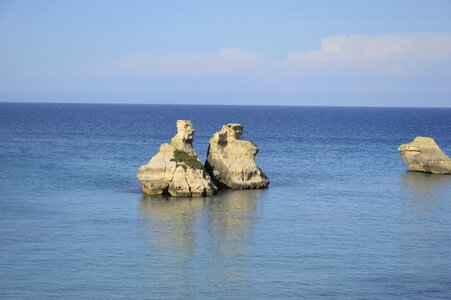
[206,190,261,284]
[402,172,451,195]
[208,189,261,254]
[139,190,262,290]
[401,171,451,219]
[140,196,205,263]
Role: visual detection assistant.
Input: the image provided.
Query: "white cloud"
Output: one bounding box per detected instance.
[78,33,451,80]
[107,48,263,77]
[287,33,451,72]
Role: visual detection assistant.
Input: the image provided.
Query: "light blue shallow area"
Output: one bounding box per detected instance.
[1,104,451,299]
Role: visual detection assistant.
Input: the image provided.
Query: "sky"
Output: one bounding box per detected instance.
[1,0,451,107]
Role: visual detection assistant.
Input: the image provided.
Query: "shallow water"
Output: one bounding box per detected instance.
[1,103,451,299]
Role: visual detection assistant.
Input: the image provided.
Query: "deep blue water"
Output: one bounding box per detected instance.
[1,103,451,299]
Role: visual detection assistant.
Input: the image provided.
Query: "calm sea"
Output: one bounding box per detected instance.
[1,103,451,299]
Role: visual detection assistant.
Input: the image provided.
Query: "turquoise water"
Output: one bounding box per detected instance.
[1,103,451,299]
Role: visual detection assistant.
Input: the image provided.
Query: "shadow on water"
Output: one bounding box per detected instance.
[139,189,263,291]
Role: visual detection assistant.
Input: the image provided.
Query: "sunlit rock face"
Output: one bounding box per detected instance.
[205,123,270,189]
[170,119,196,156]
[137,120,217,197]
[398,136,451,174]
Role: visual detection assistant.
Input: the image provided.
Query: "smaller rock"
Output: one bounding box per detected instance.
[205,123,270,189]
[398,136,451,174]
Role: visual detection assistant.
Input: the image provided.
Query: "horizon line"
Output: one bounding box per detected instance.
[0,101,450,109]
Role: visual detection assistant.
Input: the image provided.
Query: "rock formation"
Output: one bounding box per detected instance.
[205,123,270,189]
[398,136,451,174]
[137,120,217,196]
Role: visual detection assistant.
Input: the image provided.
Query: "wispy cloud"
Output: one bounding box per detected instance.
[80,33,451,79]
[91,48,264,77]
[292,14,451,21]
[286,33,451,75]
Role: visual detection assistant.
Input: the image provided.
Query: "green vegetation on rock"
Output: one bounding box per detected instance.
[171,149,204,170]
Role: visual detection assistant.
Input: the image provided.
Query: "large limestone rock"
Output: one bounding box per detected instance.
[398,136,451,174]
[205,123,270,189]
[137,120,217,196]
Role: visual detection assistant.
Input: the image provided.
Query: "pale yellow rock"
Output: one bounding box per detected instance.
[205,123,270,189]
[171,120,197,156]
[168,166,191,197]
[137,120,217,196]
[398,136,451,174]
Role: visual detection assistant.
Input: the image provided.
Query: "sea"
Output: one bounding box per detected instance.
[1,103,451,299]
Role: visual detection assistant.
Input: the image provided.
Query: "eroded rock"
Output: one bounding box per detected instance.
[137,120,217,196]
[205,123,270,189]
[398,136,451,174]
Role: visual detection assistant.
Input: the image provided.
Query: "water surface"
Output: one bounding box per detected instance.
[1,104,451,299]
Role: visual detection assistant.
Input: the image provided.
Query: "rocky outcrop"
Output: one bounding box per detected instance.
[205,123,270,189]
[137,120,217,196]
[398,136,451,174]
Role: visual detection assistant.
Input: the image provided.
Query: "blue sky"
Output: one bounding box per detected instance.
[1,0,451,106]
